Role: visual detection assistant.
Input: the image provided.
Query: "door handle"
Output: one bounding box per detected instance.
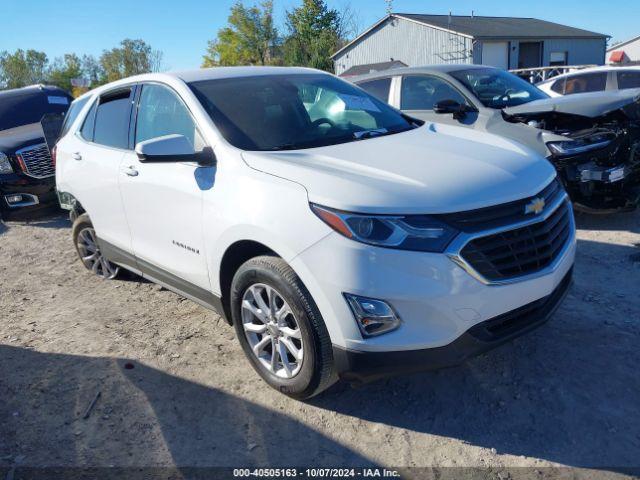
[123,166,139,177]
[72,152,82,161]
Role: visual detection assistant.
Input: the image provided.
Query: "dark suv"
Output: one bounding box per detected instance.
[0,85,72,219]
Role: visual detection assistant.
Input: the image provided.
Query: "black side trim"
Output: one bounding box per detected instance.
[98,239,225,319]
[99,239,138,272]
[333,268,573,384]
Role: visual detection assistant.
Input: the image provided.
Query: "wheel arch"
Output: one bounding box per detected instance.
[218,239,279,324]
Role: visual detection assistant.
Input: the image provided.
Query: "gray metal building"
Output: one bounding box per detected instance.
[332,14,609,76]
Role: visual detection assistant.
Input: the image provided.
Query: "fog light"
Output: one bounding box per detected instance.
[6,194,23,204]
[344,294,401,337]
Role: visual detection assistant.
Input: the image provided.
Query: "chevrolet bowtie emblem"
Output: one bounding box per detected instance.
[525,197,545,215]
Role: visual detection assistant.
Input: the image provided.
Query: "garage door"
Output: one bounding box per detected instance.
[482,42,509,70]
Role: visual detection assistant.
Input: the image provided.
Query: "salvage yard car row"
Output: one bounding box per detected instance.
[1,65,639,398]
[355,65,640,212]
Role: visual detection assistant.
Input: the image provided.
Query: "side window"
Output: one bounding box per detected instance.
[550,78,565,94]
[617,71,640,90]
[80,101,98,141]
[60,97,89,138]
[135,84,205,151]
[564,72,607,95]
[93,89,133,149]
[358,78,392,103]
[401,75,468,110]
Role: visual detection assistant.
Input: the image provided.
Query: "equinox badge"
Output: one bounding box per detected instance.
[525,197,545,215]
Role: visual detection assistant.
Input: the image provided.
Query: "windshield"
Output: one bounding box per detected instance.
[450,68,548,109]
[188,73,416,151]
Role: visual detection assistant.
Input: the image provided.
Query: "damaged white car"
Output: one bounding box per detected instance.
[355,65,640,212]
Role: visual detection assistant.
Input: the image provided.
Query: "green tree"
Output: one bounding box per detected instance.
[202,1,279,67]
[0,49,49,89]
[81,54,105,87]
[47,53,83,92]
[99,39,163,83]
[283,0,341,71]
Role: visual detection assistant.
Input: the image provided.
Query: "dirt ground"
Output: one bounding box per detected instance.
[1,208,639,478]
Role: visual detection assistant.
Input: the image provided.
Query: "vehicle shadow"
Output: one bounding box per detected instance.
[574,207,640,234]
[0,220,8,236]
[0,345,373,472]
[4,211,71,230]
[312,239,640,473]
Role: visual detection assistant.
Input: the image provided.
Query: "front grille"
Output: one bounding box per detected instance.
[460,201,572,282]
[438,178,563,233]
[16,143,54,179]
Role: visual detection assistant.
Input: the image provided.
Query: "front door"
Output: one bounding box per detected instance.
[398,75,476,126]
[119,82,213,291]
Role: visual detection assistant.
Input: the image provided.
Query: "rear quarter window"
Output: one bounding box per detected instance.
[357,78,392,103]
[550,78,565,94]
[617,71,640,90]
[80,101,98,141]
[59,97,90,138]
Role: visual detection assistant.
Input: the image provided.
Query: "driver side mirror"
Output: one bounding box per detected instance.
[434,99,476,120]
[135,134,216,167]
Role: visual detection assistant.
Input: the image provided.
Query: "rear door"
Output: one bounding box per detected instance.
[60,88,135,255]
[118,82,212,291]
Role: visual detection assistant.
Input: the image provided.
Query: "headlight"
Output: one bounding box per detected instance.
[0,152,13,174]
[547,136,613,157]
[311,204,458,252]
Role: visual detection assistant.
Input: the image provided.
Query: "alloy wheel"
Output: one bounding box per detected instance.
[241,283,304,379]
[76,227,119,279]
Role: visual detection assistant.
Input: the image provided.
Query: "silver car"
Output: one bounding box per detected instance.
[353,65,640,212]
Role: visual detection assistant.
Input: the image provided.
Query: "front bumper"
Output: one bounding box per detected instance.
[333,267,573,383]
[0,173,57,219]
[290,217,575,353]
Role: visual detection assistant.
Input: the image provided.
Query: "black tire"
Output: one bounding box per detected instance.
[72,213,120,280]
[230,255,336,399]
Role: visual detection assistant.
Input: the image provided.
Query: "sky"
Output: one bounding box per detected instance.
[1,0,638,71]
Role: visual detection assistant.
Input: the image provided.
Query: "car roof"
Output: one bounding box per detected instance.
[74,66,329,102]
[351,64,492,82]
[0,84,71,99]
[538,65,640,84]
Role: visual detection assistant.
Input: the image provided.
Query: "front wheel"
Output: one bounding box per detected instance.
[230,256,336,399]
[72,213,120,280]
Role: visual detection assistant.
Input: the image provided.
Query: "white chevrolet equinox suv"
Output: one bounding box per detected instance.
[55,67,576,399]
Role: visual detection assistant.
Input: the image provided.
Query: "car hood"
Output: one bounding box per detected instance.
[503,89,640,119]
[0,123,45,152]
[242,123,556,214]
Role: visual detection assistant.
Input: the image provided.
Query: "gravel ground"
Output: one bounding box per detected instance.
[0,209,639,478]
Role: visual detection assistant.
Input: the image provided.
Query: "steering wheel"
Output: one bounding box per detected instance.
[501,88,516,102]
[311,117,336,129]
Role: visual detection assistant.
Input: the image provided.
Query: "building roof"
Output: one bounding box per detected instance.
[339,60,408,77]
[609,51,626,63]
[607,34,640,52]
[332,14,609,59]
[396,14,608,39]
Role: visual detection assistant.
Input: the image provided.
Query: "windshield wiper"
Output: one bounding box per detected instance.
[353,128,388,140]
